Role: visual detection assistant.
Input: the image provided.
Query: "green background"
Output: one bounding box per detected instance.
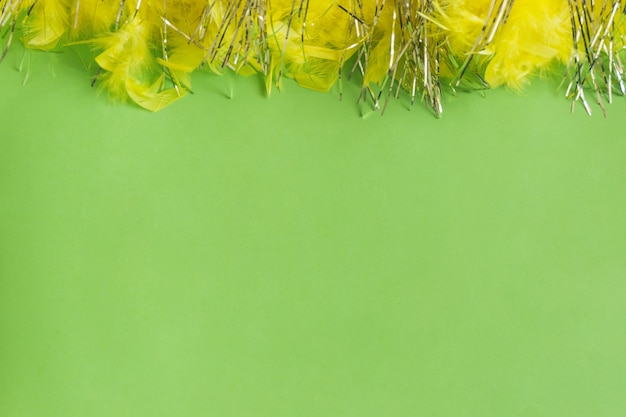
[1,42,625,417]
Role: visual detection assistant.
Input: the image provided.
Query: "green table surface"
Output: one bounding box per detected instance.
[1,42,626,417]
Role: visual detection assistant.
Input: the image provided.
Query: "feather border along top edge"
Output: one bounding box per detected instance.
[1,0,625,116]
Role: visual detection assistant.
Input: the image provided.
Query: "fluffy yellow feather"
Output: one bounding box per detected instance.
[22,0,71,49]
[483,0,571,89]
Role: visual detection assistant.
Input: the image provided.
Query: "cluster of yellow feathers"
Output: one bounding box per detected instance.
[1,0,624,114]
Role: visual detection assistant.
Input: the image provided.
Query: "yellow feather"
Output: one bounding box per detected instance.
[23,0,71,49]
[267,1,353,92]
[70,0,119,38]
[484,0,571,88]
[94,9,185,110]
[126,75,187,112]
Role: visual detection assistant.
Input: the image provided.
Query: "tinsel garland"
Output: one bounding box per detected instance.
[1,0,625,115]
